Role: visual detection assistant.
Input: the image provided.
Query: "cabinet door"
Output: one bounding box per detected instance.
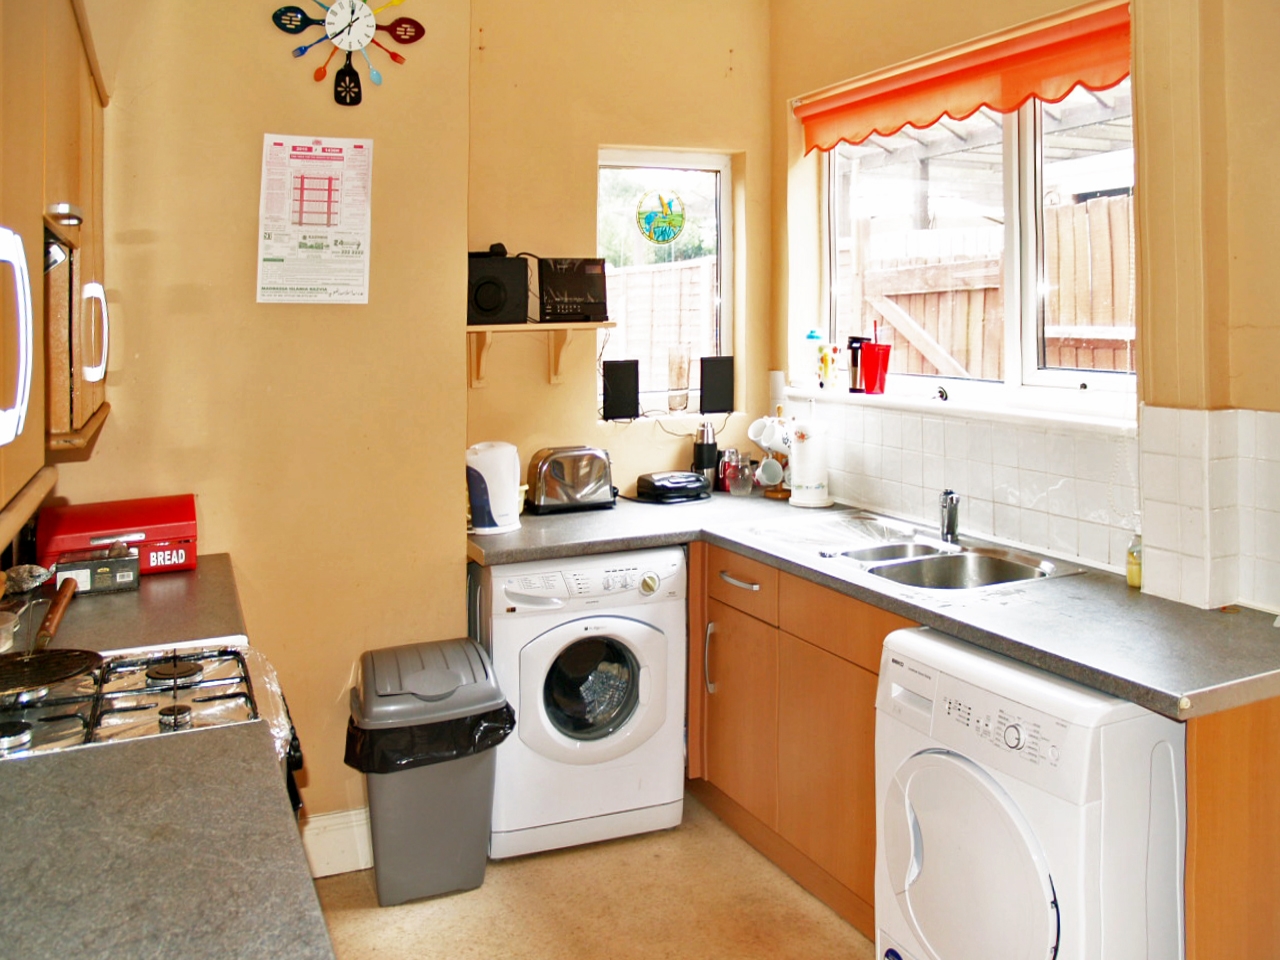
[70,51,105,431]
[707,545,779,624]
[777,631,879,905]
[0,0,48,505]
[779,570,915,674]
[43,0,83,224]
[704,597,778,828]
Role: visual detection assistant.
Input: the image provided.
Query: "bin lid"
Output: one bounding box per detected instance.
[351,637,506,729]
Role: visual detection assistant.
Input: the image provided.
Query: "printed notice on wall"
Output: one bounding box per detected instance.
[257,134,373,303]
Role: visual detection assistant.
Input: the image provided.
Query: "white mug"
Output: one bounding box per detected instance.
[747,418,770,446]
[755,457,785,486]
[761,418,792,455]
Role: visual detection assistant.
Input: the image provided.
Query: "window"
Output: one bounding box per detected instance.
[794,0,1134,414]
[597,150,732,415]
[827,76,1134,400]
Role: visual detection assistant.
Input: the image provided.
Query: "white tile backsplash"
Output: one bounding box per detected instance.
[1138,406,1280,611]
[809,396,1280,613]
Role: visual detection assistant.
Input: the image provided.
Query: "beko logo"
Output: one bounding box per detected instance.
[150,548,187,567]
[890,657,905,667]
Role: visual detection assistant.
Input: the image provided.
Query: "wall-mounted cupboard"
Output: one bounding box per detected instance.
[44,0,110,451]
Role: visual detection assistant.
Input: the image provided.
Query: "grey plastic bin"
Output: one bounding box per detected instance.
[345,637,513,906]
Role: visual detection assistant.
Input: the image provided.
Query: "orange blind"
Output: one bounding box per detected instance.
[793,0,1130,153]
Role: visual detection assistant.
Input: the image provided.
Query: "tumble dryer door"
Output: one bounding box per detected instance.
[518,616,667,765]
[883,749,1060,960]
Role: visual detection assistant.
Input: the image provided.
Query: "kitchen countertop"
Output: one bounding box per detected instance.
[13,552,247,654]
[0,722,334,960]
[468,496,1280,721]
[0,554,335,959]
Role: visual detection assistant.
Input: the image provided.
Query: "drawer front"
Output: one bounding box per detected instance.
[707,545,779,625]
[778,571,915,674]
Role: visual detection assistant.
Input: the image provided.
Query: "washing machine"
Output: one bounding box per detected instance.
[469,547,687,859]
[875,628,1186,960]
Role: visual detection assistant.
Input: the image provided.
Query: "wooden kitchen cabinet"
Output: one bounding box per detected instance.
[44,0,110,449]
[0,0,51,514]
[703,597,779,828]
[688,542,914,940]
[777,635,879,908]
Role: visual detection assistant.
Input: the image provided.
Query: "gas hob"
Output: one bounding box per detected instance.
[0,646,289,761]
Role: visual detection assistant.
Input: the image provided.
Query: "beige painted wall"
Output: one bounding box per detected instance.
[51,0,471,816]
[465,0,773,486]
[1222,0,1280,411]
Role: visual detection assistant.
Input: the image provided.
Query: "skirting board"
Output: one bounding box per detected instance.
[300,807,373,878]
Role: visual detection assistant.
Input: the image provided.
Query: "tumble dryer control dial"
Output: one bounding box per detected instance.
[638,571,661,596]
[1004,723,1025,750]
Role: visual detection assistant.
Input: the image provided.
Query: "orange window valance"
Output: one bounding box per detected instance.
[792,0,1131,153]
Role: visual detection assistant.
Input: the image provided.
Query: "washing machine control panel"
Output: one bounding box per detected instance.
[499,549,686,608]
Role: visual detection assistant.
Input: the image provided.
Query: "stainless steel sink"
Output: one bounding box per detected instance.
[867,548,1081,589]
[842,542,947,563]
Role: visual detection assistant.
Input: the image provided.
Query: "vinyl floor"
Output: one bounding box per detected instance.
[315,793,877,960]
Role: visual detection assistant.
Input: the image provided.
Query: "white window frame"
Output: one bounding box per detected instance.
[822,98,1136,423]
[598,148,734,414]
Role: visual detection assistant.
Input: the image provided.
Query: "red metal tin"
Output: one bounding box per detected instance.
[37,494,198,575]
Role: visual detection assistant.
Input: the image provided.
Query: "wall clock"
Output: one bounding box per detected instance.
[271,1,426,106]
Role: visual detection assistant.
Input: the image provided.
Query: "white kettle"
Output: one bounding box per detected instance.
[466,442,522,535]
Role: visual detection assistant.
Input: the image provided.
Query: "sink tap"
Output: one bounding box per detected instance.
[940,489,960,543]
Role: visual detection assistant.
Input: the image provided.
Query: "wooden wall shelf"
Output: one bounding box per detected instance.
[466,322,615,388]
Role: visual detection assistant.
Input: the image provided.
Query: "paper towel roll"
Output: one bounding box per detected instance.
[768,370,786,413]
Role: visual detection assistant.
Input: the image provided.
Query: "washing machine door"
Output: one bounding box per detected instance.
[518,615,667,765]
[883,749,1059,960]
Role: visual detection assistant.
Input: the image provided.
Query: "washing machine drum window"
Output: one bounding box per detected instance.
[543,637,640,741]
[518,616,669,765]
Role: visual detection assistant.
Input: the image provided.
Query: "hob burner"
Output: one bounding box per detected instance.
[158,704,193,730]
[0,720,33,751]
[146,661,203,686]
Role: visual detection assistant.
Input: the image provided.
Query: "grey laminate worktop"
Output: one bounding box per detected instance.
[468,496,1280,721]
[0,555,335,959]
[32,552,246,654]
[0,723,334,960]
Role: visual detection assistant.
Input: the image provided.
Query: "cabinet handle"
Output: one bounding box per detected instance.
[718,570,761,592]
[703,621,717,694]
[0,227,33,447]
[81,282,109,383]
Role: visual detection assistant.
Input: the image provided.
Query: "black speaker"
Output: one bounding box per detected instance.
[468,256,529,325]
[602,360,639,421]
[700,356,735,413]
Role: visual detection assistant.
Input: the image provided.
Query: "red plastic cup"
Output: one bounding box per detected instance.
[862,343,891,394]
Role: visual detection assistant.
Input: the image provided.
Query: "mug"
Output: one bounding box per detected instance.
[760,418,792,455]
[755,456,785,487]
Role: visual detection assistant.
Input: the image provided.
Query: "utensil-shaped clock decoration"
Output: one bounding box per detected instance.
[272,0,425,106]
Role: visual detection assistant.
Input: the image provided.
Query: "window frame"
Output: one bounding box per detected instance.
[597,148,734,402]
[822,93,1136,421]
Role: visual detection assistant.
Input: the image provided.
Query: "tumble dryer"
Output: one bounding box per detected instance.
[876,628,1186,960]
[469,547,687,859]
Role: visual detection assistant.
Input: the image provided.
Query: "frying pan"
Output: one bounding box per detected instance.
[0,580,99,696]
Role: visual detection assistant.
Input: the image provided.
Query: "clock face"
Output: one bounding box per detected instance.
[325,0,377,52]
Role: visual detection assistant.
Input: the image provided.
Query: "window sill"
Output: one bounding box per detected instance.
[786,384,1136,438]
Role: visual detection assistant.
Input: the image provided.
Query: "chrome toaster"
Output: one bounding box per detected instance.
[526,446,616,514]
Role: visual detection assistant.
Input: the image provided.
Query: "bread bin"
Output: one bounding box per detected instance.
[525,447,616,514]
